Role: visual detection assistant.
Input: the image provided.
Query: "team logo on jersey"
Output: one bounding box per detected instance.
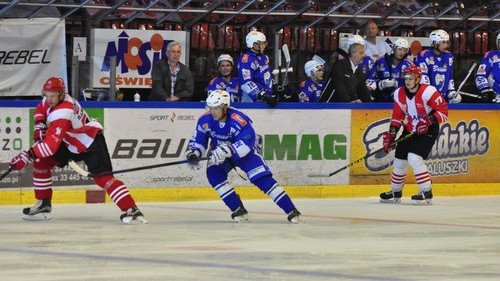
[477,64,486,75]
[231,113,247,126]
[241,54,249,63]
[242,69,251,79]
[202,123,209,130]
[492,55,499,62]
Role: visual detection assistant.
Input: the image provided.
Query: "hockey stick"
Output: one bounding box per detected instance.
[69,158,209,178]
[0,167,12,181]
[281,44,291,87]
[456,62,479,99]
[307,133,415,178]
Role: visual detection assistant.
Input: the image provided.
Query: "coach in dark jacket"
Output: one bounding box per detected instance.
[322,42,372,103]
[150,41,194,101]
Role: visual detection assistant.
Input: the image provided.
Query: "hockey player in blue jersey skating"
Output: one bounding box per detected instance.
[415,29,461,103]
[298,59,325,102]
[475,32,500,103]
[237,30,278,107]
[373,37,414,102]
[185,90,303,223]
[207,54,242,102]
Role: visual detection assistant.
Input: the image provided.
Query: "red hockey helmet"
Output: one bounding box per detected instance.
[43,77,66,94]
[403,65,422,79]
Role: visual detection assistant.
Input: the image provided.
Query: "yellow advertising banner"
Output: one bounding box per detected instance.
[350,109,500,184]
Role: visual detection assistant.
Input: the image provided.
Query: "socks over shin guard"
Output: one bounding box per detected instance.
[213,181,241,211]
[94,175,136,211]
[253,176,295,214]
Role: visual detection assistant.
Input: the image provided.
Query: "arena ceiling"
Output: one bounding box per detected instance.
[0,0,499,32]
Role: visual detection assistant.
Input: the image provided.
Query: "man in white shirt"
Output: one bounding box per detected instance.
[363,20,392,60]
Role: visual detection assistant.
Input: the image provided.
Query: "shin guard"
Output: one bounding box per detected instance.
[253,176,295,214]
[94,175,136,211]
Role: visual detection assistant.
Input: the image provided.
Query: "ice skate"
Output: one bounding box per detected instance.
[287,208,304,224]
[411,190,433,205]
[231,205,249,223]
[22,199,52,221]
[379,190,402,203]
[120,206,148,224]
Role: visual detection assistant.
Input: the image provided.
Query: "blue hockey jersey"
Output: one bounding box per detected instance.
[475,50,500,94]
[373,55,414,101]
[189,107,258,161]
[415,49,455,99]
[298,79,324,102]
[237,50,273,101]
[207,77,242,102]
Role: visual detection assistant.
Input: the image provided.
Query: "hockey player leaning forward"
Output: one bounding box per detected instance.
[237,30,278,107]
[185,90,303,223]
[415,29,461,103]
[9,77,147,224]
[380,66,448,205]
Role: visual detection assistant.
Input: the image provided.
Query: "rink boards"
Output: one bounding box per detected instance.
[1,101,499,204]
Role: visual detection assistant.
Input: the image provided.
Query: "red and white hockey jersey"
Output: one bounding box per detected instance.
[391,84,448,132]
[32,94,102,158]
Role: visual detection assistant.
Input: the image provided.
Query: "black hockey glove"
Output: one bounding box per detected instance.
[480,88,497,103]
[258,91,278,107]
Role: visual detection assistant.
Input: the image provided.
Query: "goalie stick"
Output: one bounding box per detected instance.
[307,133,415,178]
[68,158,209,178]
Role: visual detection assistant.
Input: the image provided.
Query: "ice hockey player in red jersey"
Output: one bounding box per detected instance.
[9,77,147,224]
[379,65,448,205]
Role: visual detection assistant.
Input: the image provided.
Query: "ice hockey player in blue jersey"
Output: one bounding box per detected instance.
[415,29,461,103]
[373,38,414,102]
[185,90,303,223]
[298,59,325,102]
[207,54,242,102]
[475,32,500,103]
[237,30,278,107]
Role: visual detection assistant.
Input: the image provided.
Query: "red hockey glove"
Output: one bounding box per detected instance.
[9,151,33,171]
[415,115,432,135]
[382,132,396,153]
[33,122,47,142]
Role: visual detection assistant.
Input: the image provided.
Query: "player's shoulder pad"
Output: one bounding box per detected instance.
[230,112,248,127]
[208,77,218,85]
[483,51,491,58]
[299,80,307,87]
[419,49,430,56]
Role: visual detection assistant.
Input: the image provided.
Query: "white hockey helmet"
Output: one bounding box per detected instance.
[206,90,231,108]
[429,29,449,45]
[497,32,500,49]
[346,34,365,49]
[304,60,324,78]
[393,37,410,50]
[246,31,267,48]
[217,54,234,66]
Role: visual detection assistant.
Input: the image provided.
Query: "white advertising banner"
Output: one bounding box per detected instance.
[0,18,67,96]
[105,108,351,188]
[91,29,188,89]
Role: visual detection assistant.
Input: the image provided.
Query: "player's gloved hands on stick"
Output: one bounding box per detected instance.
[210,144,233,165]
[185,150,201,170]
[415,115,432,135]
[33,122,47,143]
[9,150,34,171]
[382,132,396,153]
[480,88,497,103]
[447,90,461,103]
